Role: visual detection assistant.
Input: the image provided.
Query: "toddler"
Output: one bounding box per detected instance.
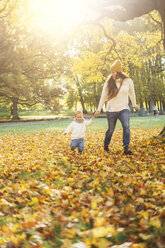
[64,110,94,153]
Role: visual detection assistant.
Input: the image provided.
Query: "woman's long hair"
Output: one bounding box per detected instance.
[107,72,128,98]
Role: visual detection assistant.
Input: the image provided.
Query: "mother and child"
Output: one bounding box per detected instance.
[65,60,139,155]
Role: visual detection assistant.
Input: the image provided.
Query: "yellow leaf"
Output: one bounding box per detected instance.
[28,197,39,206]
[61,228,76,239]
[96,238,111,248]
[107,188,114,197]
[125,204,135,215]
[91,201,97,210]
[139,233,154,240]
[92,226,116,238]
[149,216,161,228]
[94,217,106,227]
[0,238,5,245]
[132,243,147,248]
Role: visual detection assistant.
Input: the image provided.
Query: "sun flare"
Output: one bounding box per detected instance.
[31,0,88,35]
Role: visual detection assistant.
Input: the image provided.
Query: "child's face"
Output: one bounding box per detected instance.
[75,112,83,121]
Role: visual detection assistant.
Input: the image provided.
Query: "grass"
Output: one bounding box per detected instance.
[0,116,164,135]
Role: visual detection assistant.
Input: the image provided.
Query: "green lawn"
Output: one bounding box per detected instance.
[0,116,164,135]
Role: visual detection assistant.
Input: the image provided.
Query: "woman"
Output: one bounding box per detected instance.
[94,60,139,155]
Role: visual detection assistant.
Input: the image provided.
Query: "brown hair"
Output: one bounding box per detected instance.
[107,72,128,98]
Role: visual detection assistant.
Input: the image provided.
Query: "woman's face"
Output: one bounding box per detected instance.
[111,71,117,79]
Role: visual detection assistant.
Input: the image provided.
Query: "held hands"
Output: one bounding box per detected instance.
[94,110,101,117]
[133,105,140,111]
[91,115,95,120]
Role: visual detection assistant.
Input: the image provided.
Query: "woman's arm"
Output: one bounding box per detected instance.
[128,78,139,110]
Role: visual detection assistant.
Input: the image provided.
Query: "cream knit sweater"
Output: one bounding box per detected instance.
[97,77,137,112]
[65,119,93,139]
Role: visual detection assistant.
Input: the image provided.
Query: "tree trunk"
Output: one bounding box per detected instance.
[74,76,87,114]
[162,101,165,111]
[145,100,147,109]
[11,97,20,120]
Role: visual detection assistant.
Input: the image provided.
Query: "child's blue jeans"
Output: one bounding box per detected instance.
[70,138,84,152]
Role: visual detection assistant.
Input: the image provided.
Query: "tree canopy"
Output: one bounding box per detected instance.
[0,0,164,118]
[92,0,165,49]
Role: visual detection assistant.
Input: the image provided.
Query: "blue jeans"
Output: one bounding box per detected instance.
[70,138,84,152]
[104,109,130,147]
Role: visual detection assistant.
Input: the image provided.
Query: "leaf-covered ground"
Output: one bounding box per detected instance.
[0,128,164,248]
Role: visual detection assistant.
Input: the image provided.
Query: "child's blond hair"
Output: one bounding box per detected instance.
[74,110,83,117]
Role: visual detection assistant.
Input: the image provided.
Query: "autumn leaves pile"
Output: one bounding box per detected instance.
[0,128,164,248]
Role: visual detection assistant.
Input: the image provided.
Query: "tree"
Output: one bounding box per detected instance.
[65,27,108,112]
[93,0,165,49]
[0,20,65,119]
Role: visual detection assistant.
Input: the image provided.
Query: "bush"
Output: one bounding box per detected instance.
[138,108,149,116]
[159,110,165,115]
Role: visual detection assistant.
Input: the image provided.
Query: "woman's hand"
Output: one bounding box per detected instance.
[133,105,140,111]
[94,110,101,117]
